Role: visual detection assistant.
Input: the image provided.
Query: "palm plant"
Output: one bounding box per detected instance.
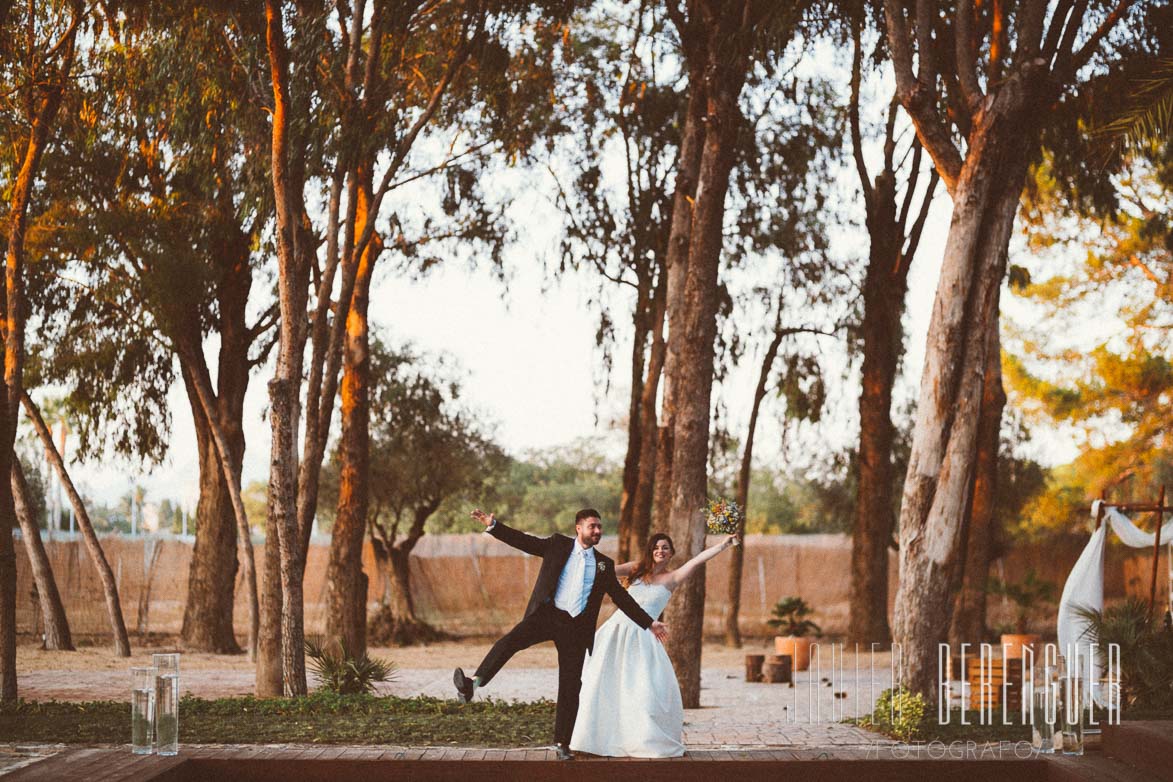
[304,637,397,695]
[1072,598,1173,713]
[767,597,822,637]
[1098,58,1173,151]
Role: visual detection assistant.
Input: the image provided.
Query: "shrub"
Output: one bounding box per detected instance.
[864,687,929,741]
[304,637,397,695]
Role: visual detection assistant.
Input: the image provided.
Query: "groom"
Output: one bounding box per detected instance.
[454,507,669,760]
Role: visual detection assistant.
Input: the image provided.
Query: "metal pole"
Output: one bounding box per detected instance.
[1149,485,1166,620]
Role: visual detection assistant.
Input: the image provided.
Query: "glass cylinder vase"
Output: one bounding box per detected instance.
[152,653,180,756]
[1061,672,1084,756]
[130,666,155,755]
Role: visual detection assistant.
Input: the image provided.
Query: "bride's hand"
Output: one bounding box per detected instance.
[725,535,739,548]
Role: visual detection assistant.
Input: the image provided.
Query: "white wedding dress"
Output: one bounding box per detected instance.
[570,579,685,757]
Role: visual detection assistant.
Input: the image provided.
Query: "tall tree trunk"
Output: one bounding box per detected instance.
[663,29,747,707]
[0,15,77,701]
[724,323,784,648]
[11,462,72,651]
[370,534,392,606]
[180,396,242,654]
[617,286,651,563]
[652,60,706,536]
[176,347,258,660]
[892,124,1029,698]
[256,524,284,696]
[627,276,667,561]
[0,486,13,699]
[848,221,906,647]
[23,393,130,657]
[950,321,1005,645]
[326,177,379,656]
[180,222,255,656]
[386,547,417,624]
[264,0,311,696]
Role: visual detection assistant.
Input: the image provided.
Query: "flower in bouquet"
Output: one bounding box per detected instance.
[704,497,743,535]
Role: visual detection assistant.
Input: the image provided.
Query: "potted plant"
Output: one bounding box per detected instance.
[988,569,1056,659]
[768,596,822,672]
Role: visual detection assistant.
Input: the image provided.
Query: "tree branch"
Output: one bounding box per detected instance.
[955,0,984,112]
[1063,0,1136,79]
[850,13,873,212]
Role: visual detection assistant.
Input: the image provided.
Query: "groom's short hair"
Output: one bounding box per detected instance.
[575,508,601,525]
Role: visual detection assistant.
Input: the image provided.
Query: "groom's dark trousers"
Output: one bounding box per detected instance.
[474,521,654,747]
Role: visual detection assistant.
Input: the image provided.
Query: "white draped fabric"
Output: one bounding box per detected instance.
[1056,501,1173,697]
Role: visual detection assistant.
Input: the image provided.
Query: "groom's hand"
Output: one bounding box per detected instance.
[650,621,669,643]
[470,508,496,528]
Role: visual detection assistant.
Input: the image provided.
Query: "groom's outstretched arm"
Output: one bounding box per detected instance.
[472,509,548,557]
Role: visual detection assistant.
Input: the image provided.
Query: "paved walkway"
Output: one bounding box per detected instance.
[2,660,905,776]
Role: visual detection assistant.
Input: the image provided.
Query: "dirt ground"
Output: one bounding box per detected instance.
[14,636,891,703]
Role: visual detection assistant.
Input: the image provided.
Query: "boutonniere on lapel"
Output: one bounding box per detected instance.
[596,561,607,573]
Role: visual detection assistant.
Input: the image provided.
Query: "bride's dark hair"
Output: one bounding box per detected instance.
[625,533,675,587]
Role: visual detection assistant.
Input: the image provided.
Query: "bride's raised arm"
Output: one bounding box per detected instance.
[666,535,738,588]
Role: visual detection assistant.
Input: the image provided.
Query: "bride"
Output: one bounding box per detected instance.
[570,532,738,758]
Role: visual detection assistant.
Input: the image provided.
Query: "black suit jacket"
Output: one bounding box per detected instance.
[486,521,654,652]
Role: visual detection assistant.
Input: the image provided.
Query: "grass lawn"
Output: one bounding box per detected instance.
[0,693,556,746]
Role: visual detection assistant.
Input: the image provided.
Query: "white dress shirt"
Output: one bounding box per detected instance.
[554,539,596,617]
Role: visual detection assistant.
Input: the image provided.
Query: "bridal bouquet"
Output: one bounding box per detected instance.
[704,497,743,535]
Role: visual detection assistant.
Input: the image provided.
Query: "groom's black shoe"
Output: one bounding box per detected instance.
[554,743,574,761]
[453,667,474,703]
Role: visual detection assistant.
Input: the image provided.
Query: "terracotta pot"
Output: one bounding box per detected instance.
[774,635,813,672]
[1000,633,1041,660]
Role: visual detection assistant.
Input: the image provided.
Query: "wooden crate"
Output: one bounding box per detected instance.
[965,656,1024,711]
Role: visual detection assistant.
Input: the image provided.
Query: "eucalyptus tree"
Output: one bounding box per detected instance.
[655,0,816,708]
[37,4,275,657]
[321,0,547,659]
[0,0,84,700]
[844,5,940,647]
[263,0,569,692]
[545,4,677,563]
[319,338,507,644]
[881,0,1149,697]
[717,65,847,647]
[11,459,71,651]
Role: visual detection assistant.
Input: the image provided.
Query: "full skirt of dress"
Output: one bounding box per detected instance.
[569,582,684,758]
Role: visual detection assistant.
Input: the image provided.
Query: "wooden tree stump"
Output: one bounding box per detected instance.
[745,654,765,682]
[763,655,792,683]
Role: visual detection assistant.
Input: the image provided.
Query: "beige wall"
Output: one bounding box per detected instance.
[13,531,1168,642]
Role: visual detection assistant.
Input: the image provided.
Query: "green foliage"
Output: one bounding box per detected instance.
[1008,153,1172,534]
[767,597,822,638]
[863,687,929,742]
[318,336,507,544]
[304,638,397,696]
[987,569,1058,633]
[1073,599,1173,713]
[0,693,556,746]
[429,439,623,535]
